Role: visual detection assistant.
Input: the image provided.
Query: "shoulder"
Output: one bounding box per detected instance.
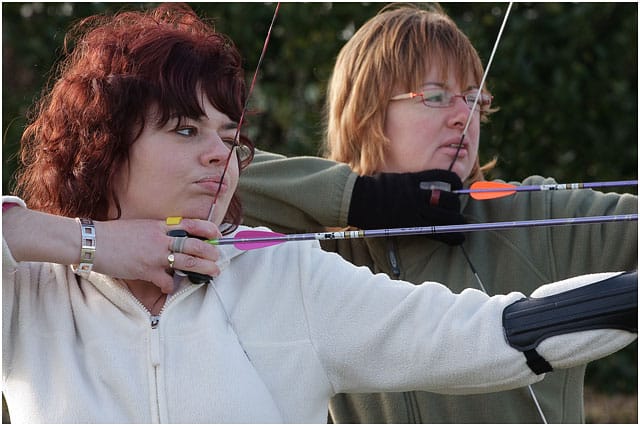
[3,259,78,307]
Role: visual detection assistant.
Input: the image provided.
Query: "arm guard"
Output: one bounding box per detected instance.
[503,270,637,374]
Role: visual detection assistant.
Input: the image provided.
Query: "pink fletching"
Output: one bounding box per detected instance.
[232,230,286,250]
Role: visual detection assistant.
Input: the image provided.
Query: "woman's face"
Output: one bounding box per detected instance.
[113,94,239,225]
[382,66,481,180]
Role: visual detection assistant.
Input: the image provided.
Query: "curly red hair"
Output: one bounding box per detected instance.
[14,3,254,230]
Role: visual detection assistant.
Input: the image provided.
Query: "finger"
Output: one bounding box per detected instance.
[169,235,188,253]
[168,218,222,240]
[180,237,220,262]
[151,271,177,294]
[170,252,220,278]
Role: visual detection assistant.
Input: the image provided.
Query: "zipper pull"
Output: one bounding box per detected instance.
[387,238,401,279]
[150,315,160,329]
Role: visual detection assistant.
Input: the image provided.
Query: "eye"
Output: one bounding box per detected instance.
[465,93,479,103]
[464,91,492,108]
[422,89,447,104]
[221,137,236,150]
[479,94,492,106]
[175,126,198,137]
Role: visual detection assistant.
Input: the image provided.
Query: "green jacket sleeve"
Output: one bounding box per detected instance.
[467,175,637,286]
[543,177,637,276]
[238,150,358,233]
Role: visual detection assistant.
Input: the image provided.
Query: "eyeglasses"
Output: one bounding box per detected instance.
[224,140,253,164]
[390,88,493,110]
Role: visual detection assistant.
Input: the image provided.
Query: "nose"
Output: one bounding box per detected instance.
[202,133,233,165]
[447,96,471,129]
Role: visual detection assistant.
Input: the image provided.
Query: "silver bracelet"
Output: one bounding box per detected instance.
[75,218,96,278]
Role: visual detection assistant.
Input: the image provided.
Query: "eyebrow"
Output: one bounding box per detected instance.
[198,111,238,130]
[179,114,238,131]
[422,81,446,88]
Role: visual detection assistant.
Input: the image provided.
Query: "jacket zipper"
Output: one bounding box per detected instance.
[150,319,162,423]
[119,282,195,423]
[148,284,197,423]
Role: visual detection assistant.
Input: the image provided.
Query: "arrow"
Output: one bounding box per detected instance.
[435,179,638,200]
[207,214,638,251]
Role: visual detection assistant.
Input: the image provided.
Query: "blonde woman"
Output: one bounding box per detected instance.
[239,4,637,423]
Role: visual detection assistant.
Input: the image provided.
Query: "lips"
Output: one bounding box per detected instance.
[441,137,467,150]
[445,142,467,150]
[196,176,227,194]
[439,138,468,158]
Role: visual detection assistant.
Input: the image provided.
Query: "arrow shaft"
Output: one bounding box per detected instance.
[455,180,638,195]
[210,214,638,247]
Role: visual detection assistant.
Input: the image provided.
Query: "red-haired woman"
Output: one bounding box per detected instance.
[3,3,635,423]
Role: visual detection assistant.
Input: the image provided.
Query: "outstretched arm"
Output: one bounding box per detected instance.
[503,270,637,374]
[239,150,356,232]
[239,150,466,242]
[2,197,221,294]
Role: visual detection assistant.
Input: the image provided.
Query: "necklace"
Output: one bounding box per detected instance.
[148,292,167,316]
[123,280,167,315]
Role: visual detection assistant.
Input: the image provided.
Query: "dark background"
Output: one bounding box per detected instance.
[2,2,637,422]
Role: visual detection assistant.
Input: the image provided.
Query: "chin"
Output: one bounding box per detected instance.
[447,160,469,175]
[174,204,212,221]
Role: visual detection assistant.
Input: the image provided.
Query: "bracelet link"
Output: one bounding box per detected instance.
[75,218,96,277]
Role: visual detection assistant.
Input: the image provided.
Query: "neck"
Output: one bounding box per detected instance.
[124,279,167,315]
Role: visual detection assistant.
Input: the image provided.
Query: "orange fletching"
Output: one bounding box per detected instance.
[469,181,517,200]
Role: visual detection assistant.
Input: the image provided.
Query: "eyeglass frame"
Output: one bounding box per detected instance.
[390,87,493,110]
[226,140,253,163]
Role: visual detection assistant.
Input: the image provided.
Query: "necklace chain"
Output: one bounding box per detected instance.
[123,280,166,315]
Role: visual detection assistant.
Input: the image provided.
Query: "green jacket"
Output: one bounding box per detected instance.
[239,150,637,423]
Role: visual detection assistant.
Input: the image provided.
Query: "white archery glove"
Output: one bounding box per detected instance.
[503,271,637,374]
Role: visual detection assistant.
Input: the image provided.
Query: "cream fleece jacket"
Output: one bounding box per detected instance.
[2,200,635,422]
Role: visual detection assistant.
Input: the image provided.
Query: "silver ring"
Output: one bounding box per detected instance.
[167,253,175,269]
[170,236,188,253]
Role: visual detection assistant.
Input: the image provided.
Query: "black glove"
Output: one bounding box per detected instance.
[348,169,466,245]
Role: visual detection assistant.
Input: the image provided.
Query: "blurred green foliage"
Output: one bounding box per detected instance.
[3,3,638,189]
[2,1,637,411]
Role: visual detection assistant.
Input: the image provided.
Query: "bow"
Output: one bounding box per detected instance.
[207,3,281,222]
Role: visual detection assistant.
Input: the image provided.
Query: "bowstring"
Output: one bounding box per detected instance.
[205,1,282,368]
[447,3,548,423]
[447,2,512,173]
[207,3,281,222]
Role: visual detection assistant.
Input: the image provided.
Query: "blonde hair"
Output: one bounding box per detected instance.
[324,3,496,181]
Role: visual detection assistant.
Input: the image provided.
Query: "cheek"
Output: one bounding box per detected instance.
[467,121,481,152]
[120,148,186,206]
[384,108,411,141]
[227,158,240,193]
[389,121,439,157]
[131,158,180,194]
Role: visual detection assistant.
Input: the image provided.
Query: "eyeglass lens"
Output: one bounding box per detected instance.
[421,88,490,109]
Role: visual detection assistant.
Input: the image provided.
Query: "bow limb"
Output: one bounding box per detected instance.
[207,3,281,222]
[448,3,513,172]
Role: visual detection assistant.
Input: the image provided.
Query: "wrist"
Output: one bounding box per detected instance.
[73,218,96,278]
[3,206,94,267]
